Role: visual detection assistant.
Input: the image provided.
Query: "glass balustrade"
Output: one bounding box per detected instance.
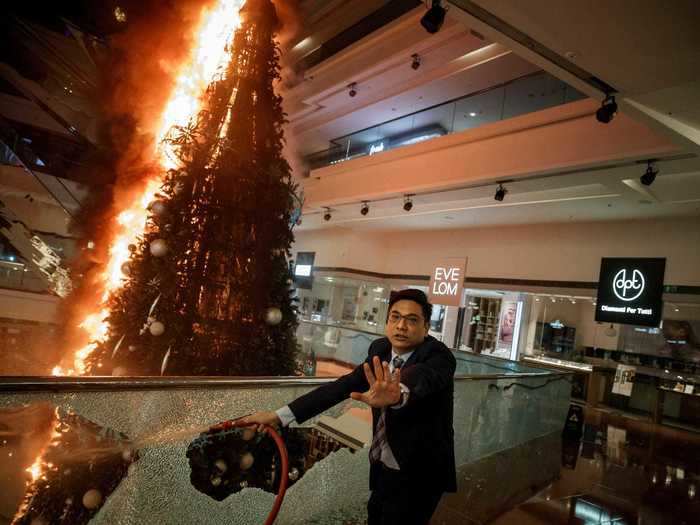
[0,365,571,524]
[304,71,586,171]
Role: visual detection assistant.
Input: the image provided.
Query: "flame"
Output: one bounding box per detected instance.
[57,0,245,376]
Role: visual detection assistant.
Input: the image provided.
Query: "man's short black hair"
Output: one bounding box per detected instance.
[387,289,433,323]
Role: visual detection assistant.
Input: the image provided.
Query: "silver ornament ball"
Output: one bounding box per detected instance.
[149,239,168,257]
[120,262,132,276]
[149,321,165,336]
[239,452,254,470]
[149,200,167,216]
[265,307,283,326]
[214,459,228,473]
[82,489,103,509]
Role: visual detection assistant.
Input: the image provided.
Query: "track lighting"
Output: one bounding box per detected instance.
[494,184,507,202]
[347,82,357,98]
[403,194,414,212]
[421,1,446,34]
[323,208,331,221]
[596,95,617,124]
[360,201,369,216]
[640,161,658,186]
[411,53,421,70]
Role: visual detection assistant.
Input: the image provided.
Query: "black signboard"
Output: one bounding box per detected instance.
[294,251,315,290]
[595,258,666,327]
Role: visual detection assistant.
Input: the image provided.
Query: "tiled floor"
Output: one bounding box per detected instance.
[491,409,700,524]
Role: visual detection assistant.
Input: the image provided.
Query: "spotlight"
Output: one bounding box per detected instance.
[421,0,446,34]
[596,95,617,124]
[360,201,369,216]
[640,161,658,186]
[323,207,331,221]
[494,184,507,202]
[411,53,421,70]
[403,194,414,212]
[347,82,357,98]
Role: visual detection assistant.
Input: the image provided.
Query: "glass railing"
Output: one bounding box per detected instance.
[304,71,586,171]
[0,370,571,524]
[0,260,48,294]
[296,320,550,376]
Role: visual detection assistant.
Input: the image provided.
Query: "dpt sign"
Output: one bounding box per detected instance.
[595,258,666,327]
[613,268,645,302]
[428,258,468,306]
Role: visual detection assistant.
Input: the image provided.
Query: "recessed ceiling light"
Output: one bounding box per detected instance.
[469,112,477,117]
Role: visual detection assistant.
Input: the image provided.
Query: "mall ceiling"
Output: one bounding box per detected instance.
[292,0,700,232]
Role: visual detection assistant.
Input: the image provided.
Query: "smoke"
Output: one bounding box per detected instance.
[270,0,308,183]
[58,0,220,366]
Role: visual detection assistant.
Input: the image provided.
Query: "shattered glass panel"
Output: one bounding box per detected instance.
[0,373,571,524]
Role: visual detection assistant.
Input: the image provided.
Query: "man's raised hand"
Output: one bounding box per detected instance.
[350,356,402,408]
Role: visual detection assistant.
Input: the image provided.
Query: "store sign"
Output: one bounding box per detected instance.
[428,257,467,306]
[595,258,665,327]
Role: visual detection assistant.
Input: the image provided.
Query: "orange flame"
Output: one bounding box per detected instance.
[56,0,245,376]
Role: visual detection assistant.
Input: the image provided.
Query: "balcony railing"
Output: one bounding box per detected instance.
[304,71,585,171]
[0,368,571,524]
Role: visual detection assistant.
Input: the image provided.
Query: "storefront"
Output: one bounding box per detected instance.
[522,257,700,432]
[292,267,530,365]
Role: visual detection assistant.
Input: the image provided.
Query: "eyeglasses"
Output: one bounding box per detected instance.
[387,312,424,328]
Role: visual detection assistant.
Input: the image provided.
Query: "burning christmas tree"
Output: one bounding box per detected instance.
[81,0,300,376]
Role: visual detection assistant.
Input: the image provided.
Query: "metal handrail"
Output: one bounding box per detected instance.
[0,371,571,393]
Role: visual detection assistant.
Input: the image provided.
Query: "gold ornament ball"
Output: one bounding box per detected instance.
[149,239,168,257]
[120,262,132,276]
[265,307,283,326]
[239,452,254,470]
[214,459,228,473]
[82,489,103,509]
[149,321,165,336]
[210,475,222,487]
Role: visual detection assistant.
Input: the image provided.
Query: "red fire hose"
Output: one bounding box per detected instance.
[211,420,289,525]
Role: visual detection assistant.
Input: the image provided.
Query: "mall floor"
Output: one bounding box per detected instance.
[490,408,700,525]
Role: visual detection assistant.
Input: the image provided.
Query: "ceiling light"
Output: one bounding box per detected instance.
[596,95,617,124]
[640,160,658,186]
[323,208,332,221]
[420,0,446,34]
[360,201,370,216]
[411,53,421,70]
[347,82,357,98]
[469,112,477,117]
[403,194,414,212]
[494,184,507,202]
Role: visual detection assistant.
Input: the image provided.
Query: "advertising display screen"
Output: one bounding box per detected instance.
[294,252,315,289]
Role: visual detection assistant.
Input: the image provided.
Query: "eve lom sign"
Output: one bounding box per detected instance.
[428,258,468,306]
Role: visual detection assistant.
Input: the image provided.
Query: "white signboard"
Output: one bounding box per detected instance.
[612,364,636,397]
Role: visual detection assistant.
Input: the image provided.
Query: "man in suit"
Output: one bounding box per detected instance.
[244,288,457,525]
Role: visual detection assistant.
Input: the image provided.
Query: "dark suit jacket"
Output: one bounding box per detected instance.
[288,335,457,493]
